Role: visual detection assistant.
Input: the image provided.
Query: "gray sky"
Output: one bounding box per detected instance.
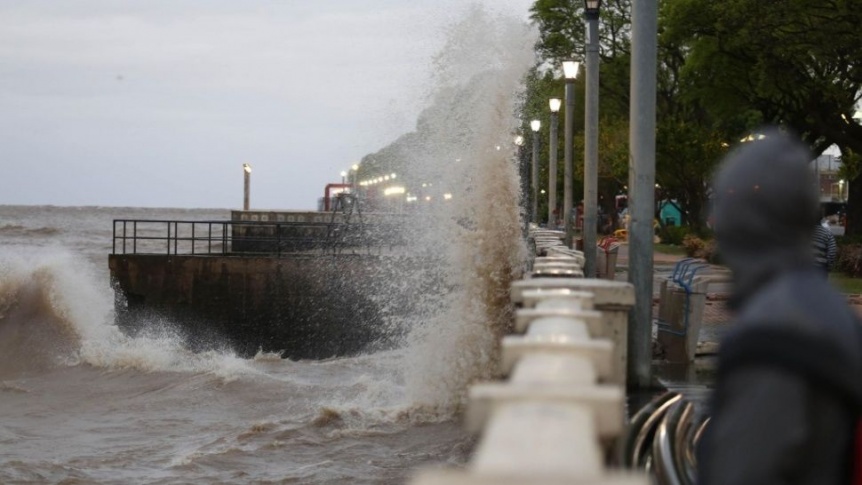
[0,0,534,209]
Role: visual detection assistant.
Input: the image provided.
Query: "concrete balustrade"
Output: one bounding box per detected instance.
[515,306,604,335]
[531,266,585,278]
[531,254,585,278]
[546,246,586,261]
[533,261,583,270]
[409,232,645,485]
[510,352,598,385]
[510,278,635,386]
[412,471,647,485]
[467,360,625,439]
[500,318,614,380]
[470,402,603,479]
[520,289,594,309]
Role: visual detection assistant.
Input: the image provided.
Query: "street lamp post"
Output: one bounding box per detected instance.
[530,119,542,225]
[242,163,252,211]
[563,61,580,247]
[583,0,601,278]
[340,171,347,185]
[549,98,561,227]
[629,0,658,388]
[514,135,528,232]
[351,163,360,190]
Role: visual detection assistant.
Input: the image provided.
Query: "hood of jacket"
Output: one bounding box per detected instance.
[711,130,820,308]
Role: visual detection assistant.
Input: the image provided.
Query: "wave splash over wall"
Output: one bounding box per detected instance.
[0,248,252,380]
[365,6,537,416]
[0,7,537,424]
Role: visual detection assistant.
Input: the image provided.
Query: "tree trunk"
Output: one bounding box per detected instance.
[846,173,862,236]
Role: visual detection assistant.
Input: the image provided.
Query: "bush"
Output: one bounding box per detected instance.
[836,234,862,247]
[682,234,705,257]
[682,234,721,263]
[661,225,689,246]
[837,244,862,277]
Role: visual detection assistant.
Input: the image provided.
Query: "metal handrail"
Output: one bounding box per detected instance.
[111,219,401,256]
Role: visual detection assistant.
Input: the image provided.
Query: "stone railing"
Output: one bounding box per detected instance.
[410,226,646,485]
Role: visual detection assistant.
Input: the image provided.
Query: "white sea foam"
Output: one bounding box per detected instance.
[0,246,256,380]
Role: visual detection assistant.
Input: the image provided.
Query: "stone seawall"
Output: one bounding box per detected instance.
[109,253,420,359]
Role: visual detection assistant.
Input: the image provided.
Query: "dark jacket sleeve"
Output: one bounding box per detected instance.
[698,365,810,485]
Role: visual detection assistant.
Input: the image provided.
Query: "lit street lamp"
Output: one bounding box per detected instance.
[242,163,252,211]
[530,119,542,224]
[514,134,527,231]
[340,170,347,184]
[549,98,562,227]
[583,0,602,278]
[563,60,580,247]
[351,163,360,189]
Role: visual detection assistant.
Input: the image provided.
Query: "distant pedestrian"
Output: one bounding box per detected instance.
[812,221,838,274]
[698,129,862,485]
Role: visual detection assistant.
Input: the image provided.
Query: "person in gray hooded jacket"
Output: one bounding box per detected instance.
[698,129,862,485]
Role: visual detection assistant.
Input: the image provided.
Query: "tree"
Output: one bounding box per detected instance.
[528,0,727,235]
[663,0,862,231]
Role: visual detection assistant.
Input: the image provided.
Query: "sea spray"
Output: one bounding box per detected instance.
[366,6,536,414]
[0,247,257,380]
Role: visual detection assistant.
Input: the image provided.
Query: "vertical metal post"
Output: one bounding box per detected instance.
[122,221,127,254]
[133,221,137,254]
[628,0,658,389]
[243,170,250,211]
[166,222,171,254]
[191,223,196,255]
[549,111,559,227]
[564,81,576,247]
[584,11,600,278]
[531,130,540,224]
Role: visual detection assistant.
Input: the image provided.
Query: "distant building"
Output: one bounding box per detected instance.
[813,154,846,203]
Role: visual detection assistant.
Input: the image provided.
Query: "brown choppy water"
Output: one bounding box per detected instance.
[0,9,535,482]
[0,205,475,484]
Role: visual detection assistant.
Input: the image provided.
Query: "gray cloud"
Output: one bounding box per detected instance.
[0,0,534,209]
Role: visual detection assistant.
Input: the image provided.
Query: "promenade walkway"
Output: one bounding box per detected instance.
[614,243,732,353]
[615,242,862,358]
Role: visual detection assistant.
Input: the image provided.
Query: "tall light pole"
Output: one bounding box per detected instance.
[242,163,252,211]
[549,98,562,227]
[629,0,658,389]
[351,163,359,190]
[530,119,542,225]
[563,61,580,247]
[583,0,602,278]
[514,135,527,232]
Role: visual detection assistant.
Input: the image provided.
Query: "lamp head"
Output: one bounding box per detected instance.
[563,61,580,80]
[530,120,541,132]
[243,163,252,174]
[549,98,562,113]
[514,135,525,146]
[584,0,601,15]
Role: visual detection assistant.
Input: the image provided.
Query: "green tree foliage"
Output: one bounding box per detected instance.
[528,0,862,233]
[527,0,725,232]
[663,0,862,231]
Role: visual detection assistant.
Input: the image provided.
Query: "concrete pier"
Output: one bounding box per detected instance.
[110,252,419,359]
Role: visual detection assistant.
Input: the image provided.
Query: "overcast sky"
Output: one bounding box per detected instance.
[0,0,535,209]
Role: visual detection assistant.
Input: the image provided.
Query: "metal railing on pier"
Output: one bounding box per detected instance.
[111,219,405,256]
